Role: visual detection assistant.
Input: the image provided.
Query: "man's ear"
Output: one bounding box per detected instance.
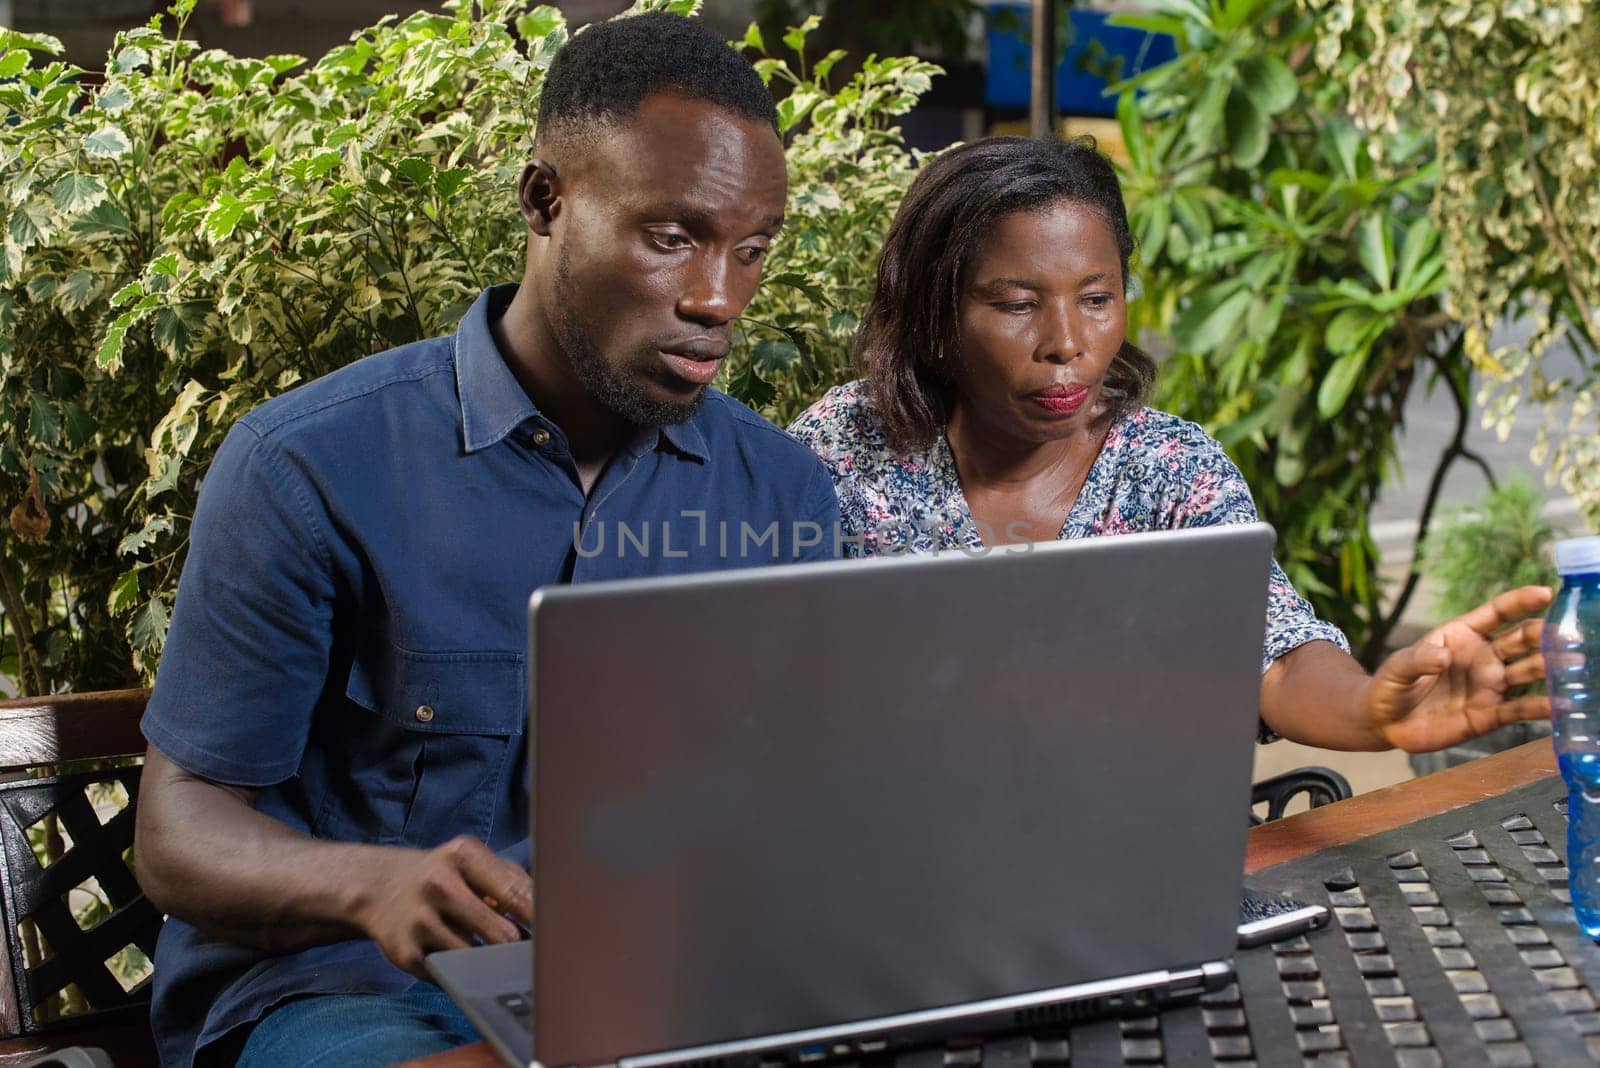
[518,158,561,236]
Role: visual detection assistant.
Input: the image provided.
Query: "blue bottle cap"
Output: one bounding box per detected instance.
[1555,536,1600,576]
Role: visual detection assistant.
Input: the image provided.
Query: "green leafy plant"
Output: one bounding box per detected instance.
[0,0,562,691]
[728,17,936,421]
[1305,0,1600,533]
[0,0,931,695]
[1112,0,1487,662]
[1420,478,1558,621]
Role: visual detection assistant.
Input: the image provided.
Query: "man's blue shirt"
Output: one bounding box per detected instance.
[141,285,840,1066]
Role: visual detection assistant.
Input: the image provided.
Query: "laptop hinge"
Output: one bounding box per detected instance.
[608,962,1234,1068]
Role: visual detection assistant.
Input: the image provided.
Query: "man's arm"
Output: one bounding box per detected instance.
[135,745,531,977]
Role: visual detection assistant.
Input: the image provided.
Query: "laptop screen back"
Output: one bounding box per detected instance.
[530,524,1273,1067]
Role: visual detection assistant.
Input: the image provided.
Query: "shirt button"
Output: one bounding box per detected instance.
[529,428,551,446]
[414,704,435,723]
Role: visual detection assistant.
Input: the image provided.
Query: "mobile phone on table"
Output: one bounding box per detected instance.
[1237,886,1331,948]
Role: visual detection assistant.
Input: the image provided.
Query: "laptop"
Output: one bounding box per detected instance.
[429,523,1274,1068]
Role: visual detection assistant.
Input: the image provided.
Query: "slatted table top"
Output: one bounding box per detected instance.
[407,743,1574,1068]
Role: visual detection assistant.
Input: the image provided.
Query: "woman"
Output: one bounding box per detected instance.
[789,136,1547,753]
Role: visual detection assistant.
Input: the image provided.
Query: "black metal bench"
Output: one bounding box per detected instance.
[0,692,156,1068]
[1250,765,1353,825]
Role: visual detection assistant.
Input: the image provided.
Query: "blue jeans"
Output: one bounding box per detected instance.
[236,983,482,1067]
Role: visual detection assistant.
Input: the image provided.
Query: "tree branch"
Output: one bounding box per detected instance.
[1361,332,1490,663]
[1517,106,1600,358]
[0,557,47,696]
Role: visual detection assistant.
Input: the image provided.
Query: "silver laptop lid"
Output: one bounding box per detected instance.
[529,524,1273,1068]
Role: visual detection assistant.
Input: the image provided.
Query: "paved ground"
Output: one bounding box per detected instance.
[1371,320,1588,605]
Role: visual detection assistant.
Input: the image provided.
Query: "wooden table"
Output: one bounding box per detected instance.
[402,741,1562,1068]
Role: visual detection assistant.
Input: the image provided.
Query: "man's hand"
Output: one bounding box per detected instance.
[137,748,536,971]
[1365,585,1553,753]
[356,836,533,977]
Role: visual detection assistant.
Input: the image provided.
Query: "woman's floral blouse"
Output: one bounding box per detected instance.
[789,379,1350,679]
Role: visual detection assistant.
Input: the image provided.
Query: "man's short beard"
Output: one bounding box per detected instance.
[552,244,705,428]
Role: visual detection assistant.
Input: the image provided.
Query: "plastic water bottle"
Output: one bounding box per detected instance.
[1548,535,1600,937]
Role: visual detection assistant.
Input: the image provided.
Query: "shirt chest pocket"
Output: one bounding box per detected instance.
[319,648,525,849]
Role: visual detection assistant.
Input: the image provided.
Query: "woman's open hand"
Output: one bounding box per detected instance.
[1364,586,1553,753]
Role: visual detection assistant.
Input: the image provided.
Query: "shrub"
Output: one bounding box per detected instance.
[0,0,932,693]
[1422,479,1558,621]
[1307,0,1600,532]
[717,17,935,424]
[1112,0,1482,661]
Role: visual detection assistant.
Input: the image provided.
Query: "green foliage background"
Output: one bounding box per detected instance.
[3,0,1587,694]
[1306,0,1600,531]
[0,0,932,694]
[1422,479,1558,621]
[1112,0,1481,663]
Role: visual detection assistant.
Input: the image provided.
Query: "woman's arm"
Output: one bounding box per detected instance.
[1259,586,1552,752]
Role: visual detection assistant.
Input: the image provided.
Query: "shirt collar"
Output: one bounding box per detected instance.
[456,285,539,454]
[657,411,710,462]
[455,284,711,463]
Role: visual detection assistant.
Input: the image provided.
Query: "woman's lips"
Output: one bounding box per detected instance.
[1031,385,1089,415]
[660,351,724,386]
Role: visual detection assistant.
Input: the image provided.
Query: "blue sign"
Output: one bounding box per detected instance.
[985,5,1177,117]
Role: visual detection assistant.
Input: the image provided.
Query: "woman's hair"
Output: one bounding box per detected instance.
[857,136,1156,452]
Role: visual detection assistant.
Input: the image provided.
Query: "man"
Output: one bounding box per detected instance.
[134,14,839,1067]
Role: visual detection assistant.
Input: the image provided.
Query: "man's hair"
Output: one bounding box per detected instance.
[856,136,1157,453]
[536,12,778,148]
